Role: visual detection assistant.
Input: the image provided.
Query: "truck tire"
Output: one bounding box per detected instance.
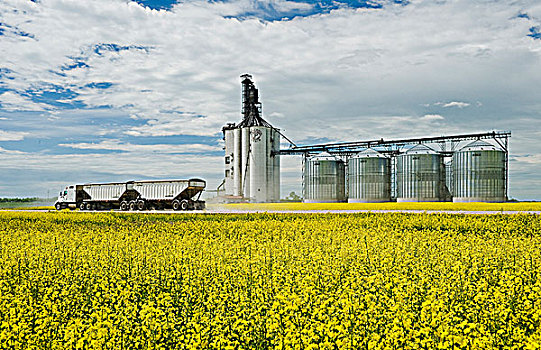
[172,200,181,211]
[85,203,92,211]
[129,201,136,211]
[137,200,146,211]
[120,201,128,211]
[180,199,189,211]
[79,202,86,211]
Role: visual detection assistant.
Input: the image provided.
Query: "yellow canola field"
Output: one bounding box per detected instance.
[224,201,541,212]
[0,212,540,349]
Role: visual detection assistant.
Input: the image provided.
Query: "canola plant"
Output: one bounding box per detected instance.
[226,201,541,212]
[0,212,540,349]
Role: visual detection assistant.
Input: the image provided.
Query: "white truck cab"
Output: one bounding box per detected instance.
[54,185,80,210]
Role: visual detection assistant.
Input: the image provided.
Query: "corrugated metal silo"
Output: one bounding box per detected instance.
[348,148,391,203]
[396,144,446,202]
[270,128,280,201]
[445,161,453,196]
[304,152,346,203]
[452,140,506,202]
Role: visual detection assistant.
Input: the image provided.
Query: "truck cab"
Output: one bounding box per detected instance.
[54,185,81,210]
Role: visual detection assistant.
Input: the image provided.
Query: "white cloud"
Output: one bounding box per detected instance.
[59,139,220,153]
[512,154,541,165]
[123,112,228,137]
[0,146,25,154]
[438,101,471,108]
[0,0,538,139]
[0,129,29,141]
[421,114,445,121]
[0,91,48,112]
[0,147,223,181]
[269,112,285,119]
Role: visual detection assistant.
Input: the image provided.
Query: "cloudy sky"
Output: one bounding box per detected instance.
[1,0,540,200]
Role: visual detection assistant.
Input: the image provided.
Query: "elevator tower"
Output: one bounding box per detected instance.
[222,74,280,202]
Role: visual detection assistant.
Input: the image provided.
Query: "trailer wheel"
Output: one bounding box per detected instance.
[180,199,189,211]
[172,200,181,211]
[79,202,86,211]
[137,200,146,211]
[120,201,128,211]
[129,201,136,211]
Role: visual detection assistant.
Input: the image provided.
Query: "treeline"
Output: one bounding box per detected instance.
[0,197,41,203]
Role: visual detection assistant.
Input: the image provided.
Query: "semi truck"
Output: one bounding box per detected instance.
[54,178,206,211]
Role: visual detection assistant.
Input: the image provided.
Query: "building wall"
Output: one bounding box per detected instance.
[233,128,242,196]
[223,129,235,196]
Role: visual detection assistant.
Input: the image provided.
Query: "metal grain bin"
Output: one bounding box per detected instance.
[452,140,506,202]
[304,152,346,203]
[348,149,391,203]
[445,161,453,195]
[396,144,447,202]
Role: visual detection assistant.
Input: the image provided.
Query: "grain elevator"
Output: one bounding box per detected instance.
[222,75,280,202]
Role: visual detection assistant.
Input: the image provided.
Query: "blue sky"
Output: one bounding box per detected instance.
[1,0,541,199]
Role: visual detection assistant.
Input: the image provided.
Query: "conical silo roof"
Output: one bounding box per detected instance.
[459,140,501,152]
[352,148,388,159]
[405,144,438,155]
[310,151,341,161]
